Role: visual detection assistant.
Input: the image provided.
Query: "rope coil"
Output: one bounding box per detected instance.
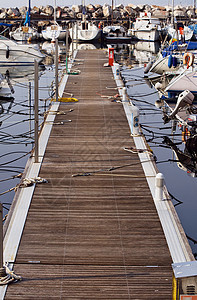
[0,263,22,285]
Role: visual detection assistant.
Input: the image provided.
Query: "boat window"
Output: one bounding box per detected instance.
[0,35,9,40]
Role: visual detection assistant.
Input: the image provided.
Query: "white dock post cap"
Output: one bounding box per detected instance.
[131,105,140,136]
[113,63,120,79]
[122,87,126,102]
[155,173,164,201]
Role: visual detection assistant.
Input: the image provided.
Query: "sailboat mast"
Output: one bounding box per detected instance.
[82,0,86,22]
[24,0,31,26]
[171,0,174,26]
[111,0,114,25]
[54,0,56,23]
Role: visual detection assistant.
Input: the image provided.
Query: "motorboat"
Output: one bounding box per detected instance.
[69,21,101,42]
[129,12,163,41]
[102,25,131,43]
[165,71,197,95]
[0,35,45,65]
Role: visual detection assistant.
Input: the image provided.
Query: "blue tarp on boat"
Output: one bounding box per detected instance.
[0,23,12,27]
[189,24,197,34]
[162,41,197,57]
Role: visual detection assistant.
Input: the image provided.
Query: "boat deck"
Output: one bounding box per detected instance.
[4,49,173,299]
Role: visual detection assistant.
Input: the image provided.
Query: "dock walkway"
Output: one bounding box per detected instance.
[5,50,173,299]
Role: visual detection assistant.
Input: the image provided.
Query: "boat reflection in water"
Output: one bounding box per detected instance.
[163,135,197,177]
[0,96,14,117]
[133,40,160,53]
[0,73,14,104]
[0,63,45,81]
[41,41,67,55]
[0,63,46,119]
[129,41,160,67]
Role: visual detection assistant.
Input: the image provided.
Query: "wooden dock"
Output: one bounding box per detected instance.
[4,50,173,299]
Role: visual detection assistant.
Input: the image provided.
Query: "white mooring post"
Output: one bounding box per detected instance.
[155,173,164,201]
[130,105,140,136]
[122,87,127,102]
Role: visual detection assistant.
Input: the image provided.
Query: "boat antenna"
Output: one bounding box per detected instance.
[54,0,56,23]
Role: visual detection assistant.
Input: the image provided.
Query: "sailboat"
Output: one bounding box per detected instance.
[165,0,193,41]
[69,0,101,42]
[9,0,39,41]
[41,0,67,41]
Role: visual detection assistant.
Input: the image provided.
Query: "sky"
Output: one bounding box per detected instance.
[0,0,194,8]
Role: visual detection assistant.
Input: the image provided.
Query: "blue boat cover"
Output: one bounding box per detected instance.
[0,23,12,27]
[162,41,197,57]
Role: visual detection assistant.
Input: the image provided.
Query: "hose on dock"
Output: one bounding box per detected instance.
[65,57,80,75]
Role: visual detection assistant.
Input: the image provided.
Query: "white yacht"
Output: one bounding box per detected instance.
[0,35,45,65]
[130,12,162,41]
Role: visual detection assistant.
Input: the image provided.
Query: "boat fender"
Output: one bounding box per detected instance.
[144,60,153,74]
[6,47,9,59]
[155,82,163,90]
[182,126,190,142]
[183,52,194,69]
[168,54,173,68]
[162,51,167,58]
[172,55,177,67]
[0,104,4,115]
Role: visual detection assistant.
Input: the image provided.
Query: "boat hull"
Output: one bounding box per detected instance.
[165,71,197,94]
[10,27,39,41]
[133,29,160,41]
[0,44,44,65]
[150,55,181,75]
[69,23,101,42]
[42,25,67,41]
